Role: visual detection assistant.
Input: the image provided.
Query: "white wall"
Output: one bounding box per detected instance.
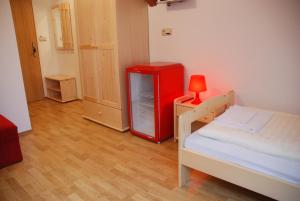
[0,0,31,133]
[32,0,82,98]
[149,0,300,114]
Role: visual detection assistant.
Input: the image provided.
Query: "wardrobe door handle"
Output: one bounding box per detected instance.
[32,42,37,57]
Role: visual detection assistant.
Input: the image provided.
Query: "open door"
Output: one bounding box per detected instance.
[10,0,44,102]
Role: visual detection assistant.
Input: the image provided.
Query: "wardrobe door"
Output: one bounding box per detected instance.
[98,45,120,108]
[76,0,96,46]
[96,0,121,108]
[96,0,117,45]
[80,49,99,102]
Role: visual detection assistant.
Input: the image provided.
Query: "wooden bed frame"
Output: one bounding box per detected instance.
[178,90,300,201]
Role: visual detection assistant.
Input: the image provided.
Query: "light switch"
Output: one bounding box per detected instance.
[39,35,47,42]
[161,28,172,36]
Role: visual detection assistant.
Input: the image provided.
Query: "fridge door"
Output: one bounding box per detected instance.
[129,73,155,137]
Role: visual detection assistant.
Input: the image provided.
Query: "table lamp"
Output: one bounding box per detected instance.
[188,75,207,105]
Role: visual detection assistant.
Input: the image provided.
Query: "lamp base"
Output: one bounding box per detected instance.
[191,98,202,105]
[191,92,202,105]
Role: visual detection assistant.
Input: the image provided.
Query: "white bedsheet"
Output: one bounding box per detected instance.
[197,109,300,161]
[214,105,273,133]
[185,134,300,184]
[215,105,257,124]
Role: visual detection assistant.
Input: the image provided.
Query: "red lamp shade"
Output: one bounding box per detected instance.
[188,75,207,105]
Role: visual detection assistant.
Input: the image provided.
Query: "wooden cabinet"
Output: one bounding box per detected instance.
[45,75,77,102]
[75,0,149,131]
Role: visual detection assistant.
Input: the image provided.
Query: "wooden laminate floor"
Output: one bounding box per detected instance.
[0,99,273,201]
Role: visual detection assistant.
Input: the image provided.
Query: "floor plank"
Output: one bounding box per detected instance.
[0,99,274,201]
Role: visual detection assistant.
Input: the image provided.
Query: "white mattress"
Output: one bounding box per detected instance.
[198,108,300,161]
[185,133,300,184]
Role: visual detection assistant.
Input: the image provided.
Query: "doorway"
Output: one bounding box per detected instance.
[10,0,44,102]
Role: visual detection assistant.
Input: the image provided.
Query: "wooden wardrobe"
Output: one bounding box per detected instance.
[75,0,149,131]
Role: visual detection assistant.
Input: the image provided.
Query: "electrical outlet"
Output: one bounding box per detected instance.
[162,28,172,36]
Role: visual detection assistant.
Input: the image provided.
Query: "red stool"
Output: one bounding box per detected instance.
[0,115,23,168]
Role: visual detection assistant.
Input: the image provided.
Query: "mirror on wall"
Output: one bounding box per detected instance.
[51,3,73,50]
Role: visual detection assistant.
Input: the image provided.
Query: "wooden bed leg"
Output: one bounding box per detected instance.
[179,164,190,187]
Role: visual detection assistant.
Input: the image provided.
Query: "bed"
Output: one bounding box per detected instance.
[178,91,300,201]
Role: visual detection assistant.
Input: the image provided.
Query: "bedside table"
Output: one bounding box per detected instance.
[173,95,215,141]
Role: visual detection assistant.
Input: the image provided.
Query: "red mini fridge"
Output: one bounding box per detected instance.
[126,62,184,143]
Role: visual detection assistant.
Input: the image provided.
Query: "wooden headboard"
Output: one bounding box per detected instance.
[178,90,235,148]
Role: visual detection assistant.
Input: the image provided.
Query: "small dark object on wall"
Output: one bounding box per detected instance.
[146,0,157,7]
